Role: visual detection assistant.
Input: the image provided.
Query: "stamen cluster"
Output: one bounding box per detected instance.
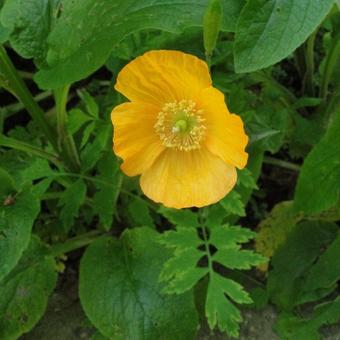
[155,100,206,151]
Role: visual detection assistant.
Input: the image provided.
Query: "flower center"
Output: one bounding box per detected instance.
[155,100,206,151]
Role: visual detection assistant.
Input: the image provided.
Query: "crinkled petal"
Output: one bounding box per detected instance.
[115,50,212,106]
[140,147,237,209]
[198,87,249,169]
[111,102,165,176]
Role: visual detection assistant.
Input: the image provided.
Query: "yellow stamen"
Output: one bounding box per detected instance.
[155,100,206,151]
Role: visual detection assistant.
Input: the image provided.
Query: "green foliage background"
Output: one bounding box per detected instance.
[0,0,339,339]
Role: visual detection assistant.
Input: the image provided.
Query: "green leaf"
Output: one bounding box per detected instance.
[160,223,265,337]
[67,109,93,135]
[255,201,301,271]
[58,179,86,231]
[81,122,111,172]
[219,191,246,217]
[234,0,334,73]
[294,112,340,214]
[300,234,340,296]
[77,89,99,119]
[267,220,338,310]
[93,153,120,231]
[0,236,57,340]
[206,274,251,337]
[35,0,244,89]
[0,0,60,63]
[127,198,155,228]
[0,167,16,201]
[276,297,340,340]
[237,168,258,190]
[0,189,40,281]
[79,228,198,340]
[158,207,199,228]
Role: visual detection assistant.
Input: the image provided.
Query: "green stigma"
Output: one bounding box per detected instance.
[172,119,188,133]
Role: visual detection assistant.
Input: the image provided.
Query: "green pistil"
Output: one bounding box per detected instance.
[173,119,188,133]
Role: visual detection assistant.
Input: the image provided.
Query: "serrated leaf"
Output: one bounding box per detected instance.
[209,225,256,248]
[159,207,199,228]
[206,274,251,337]
[220,191,246,217]
[294,112,340,214]
[0,189,40,281]
[79,228,198,340]
[0,236,57,340]
[237,168,258,190]
[0,0,60,63]
[234,0,334,73]
[160,223,263,336]
[213,249,266,270]
[35,0,244,89]
[58,179,86,231]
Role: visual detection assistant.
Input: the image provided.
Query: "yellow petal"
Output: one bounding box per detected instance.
[140,147,237,209]
[198,87,249,169]
[111,102,165,176]
[115,50,212,106]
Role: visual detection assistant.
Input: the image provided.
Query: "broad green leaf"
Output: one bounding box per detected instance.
[159,206,199,228]
[80,121,96,149]
[276,297,340,340]
[93,153,120,231]
[79,228,198,340]
[267,221,338,310]
[294,112,340,214]
[0,189,40,281]
[58,179,86,231]
[127,198,155,228]
[0,236,57,340]
[35,0,244,89]
[255,201,301,271]
[234,0,334,73]
[300,234,340,296]
[0,0,60,63]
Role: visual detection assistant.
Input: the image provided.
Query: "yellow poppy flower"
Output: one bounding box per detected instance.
[111,50,248,209]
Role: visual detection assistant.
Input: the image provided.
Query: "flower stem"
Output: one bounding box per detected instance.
[0,45,58,152]
[264,156,301,171]
[303,29,317,96]
[0,134,62,167]
[319,33,340,99]
[54,85,81,172]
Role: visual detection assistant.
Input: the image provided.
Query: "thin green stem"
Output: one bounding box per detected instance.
[49,230,104,257]
[264,156,301,171]
[320,33,340,99]
[303,30,317,96]
[51,171,158,212]
[0,45,58,152]
[0,134,62,167]
[54,85,80,172]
